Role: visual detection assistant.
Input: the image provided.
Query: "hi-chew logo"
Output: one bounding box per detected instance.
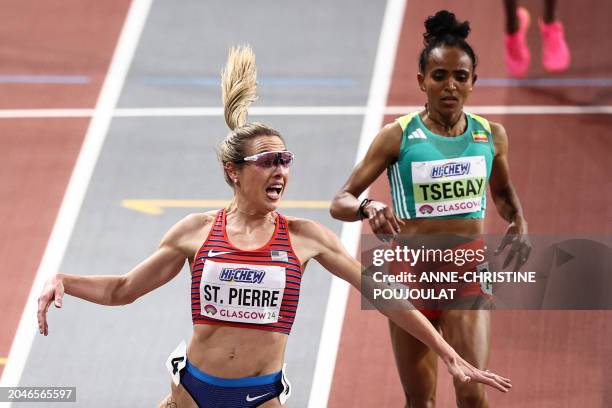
[219,268,266,284]
[431,162,471,178]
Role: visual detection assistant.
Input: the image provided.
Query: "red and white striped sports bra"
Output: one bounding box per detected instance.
[191,209,302,335]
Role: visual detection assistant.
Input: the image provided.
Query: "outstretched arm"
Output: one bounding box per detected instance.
[37,214,207,335]
[294,219,511,392]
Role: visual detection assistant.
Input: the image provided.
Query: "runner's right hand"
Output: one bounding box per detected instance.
[363,200,404,239]
[37,273,64,336]
[444,352,512,393]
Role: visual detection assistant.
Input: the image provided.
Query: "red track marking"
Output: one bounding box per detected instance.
[0,0,130,109]
[0,0,132,377]
[330,1,612,406]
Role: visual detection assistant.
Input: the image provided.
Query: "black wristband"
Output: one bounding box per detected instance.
[357,198,372,220]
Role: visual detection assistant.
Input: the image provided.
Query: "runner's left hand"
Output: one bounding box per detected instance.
[495,221,532,271]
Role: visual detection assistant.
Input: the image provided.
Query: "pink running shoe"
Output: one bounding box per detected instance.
[504,7,531,78]
[540,19,571,72]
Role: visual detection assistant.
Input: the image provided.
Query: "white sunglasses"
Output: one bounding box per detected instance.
[234,150,295,168]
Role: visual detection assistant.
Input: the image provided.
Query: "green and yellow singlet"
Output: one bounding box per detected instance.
[387,112,494,219]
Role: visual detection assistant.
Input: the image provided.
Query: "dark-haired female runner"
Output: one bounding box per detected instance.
[331,10,529,408]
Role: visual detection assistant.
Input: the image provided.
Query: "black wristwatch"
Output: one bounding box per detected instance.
[357,198,372,220]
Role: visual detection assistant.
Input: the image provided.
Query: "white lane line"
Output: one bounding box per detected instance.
[306,0,407,407]
[0,0,153,391]
[1,105,611,118]
[388,105,612,115]
[115,106,366,116]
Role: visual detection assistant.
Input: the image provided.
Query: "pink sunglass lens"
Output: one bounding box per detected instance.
[255,152,293,167]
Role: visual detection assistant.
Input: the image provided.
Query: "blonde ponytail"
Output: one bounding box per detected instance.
[221,45,258,130]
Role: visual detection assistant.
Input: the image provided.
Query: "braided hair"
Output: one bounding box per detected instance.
[418,10,477,73]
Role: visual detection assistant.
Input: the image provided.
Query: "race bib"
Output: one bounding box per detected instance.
[412,156,486,217]
[199,261,286,324]
[477,261,493,296]
[279,364,292,405]
[165,340,187,386]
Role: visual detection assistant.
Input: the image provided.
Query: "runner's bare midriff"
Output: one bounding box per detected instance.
[187,323,287,379]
